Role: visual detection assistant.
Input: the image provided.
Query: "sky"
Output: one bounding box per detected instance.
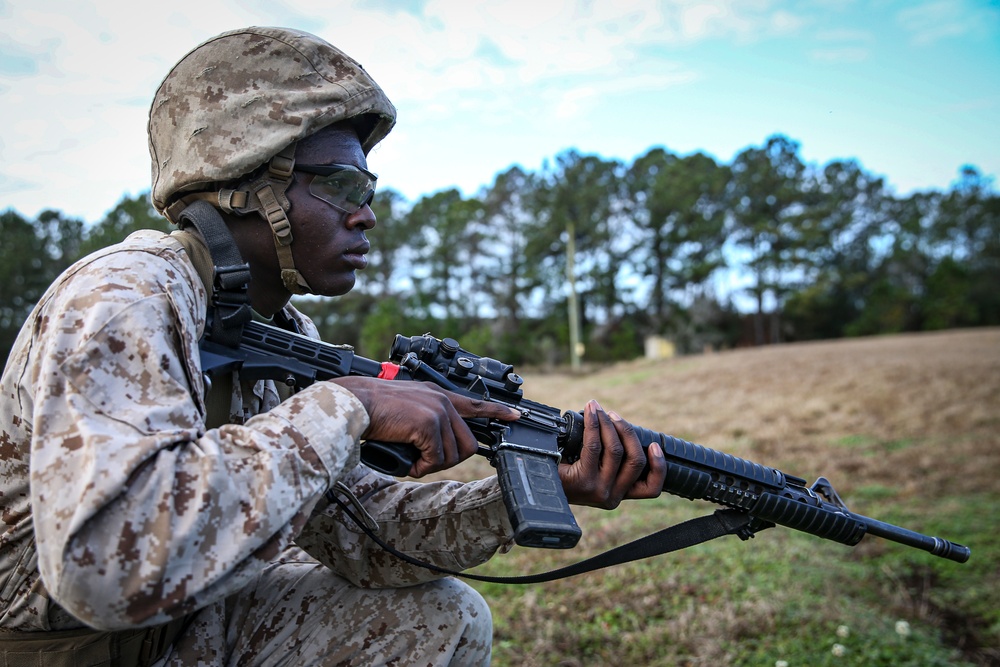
[1,0,998,224]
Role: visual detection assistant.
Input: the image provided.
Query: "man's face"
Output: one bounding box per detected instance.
[284,122,377,297]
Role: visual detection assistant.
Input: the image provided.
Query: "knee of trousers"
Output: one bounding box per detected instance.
[429,577,493,640]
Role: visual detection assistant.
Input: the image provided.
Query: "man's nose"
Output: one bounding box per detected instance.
[346,204,376,230]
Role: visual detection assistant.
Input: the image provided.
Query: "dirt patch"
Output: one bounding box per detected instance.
[900,566,999,666]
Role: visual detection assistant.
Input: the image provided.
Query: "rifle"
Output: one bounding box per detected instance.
[199,321,971,564]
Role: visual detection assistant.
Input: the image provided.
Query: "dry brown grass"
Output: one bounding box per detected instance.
[519,327,1000,500]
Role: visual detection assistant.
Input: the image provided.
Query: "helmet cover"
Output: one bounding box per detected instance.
[148,26,396,213]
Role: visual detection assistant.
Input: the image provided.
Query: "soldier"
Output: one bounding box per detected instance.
[0,27,666,665]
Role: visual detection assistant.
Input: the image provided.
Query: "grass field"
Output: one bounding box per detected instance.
[441,328,1000,666]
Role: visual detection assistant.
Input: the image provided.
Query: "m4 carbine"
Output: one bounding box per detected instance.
[199,321,970,564]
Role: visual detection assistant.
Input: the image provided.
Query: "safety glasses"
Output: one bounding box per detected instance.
[296,163,378,214]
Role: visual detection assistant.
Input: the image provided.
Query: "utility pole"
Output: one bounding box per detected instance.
[566,220,582,372]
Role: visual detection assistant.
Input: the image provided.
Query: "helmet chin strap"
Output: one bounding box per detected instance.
[165,142,314,295]
[243,143,314,295]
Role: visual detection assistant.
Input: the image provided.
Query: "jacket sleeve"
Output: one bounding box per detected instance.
[295,465,516,588]
[281,304,517,587]
[27,246,369,630]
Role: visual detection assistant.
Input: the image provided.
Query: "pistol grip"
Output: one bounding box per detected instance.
[361,441,419,477]
[494,447,581,549]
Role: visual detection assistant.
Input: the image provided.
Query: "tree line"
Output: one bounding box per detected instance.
[2,134,998,368]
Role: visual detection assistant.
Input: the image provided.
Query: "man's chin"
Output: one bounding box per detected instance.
[312,274,357,298]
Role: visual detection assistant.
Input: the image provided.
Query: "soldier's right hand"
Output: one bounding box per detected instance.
[329,377,519,477]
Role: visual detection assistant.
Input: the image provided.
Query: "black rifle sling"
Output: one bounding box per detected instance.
[328,489,756,584]
[177,200,253,347]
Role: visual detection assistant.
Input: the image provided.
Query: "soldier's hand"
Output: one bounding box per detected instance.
[330,377,519,477]
[558,399,667,508]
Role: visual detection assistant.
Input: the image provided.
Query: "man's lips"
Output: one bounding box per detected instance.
[344,243,370,269]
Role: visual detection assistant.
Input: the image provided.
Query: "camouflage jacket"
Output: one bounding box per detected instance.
[0,230,512,632]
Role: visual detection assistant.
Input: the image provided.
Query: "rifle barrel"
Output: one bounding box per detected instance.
[857,513,970,563]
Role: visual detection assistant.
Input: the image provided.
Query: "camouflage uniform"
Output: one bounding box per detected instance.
[0,228,513,664]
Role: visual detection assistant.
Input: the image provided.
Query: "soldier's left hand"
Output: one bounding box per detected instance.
[558,399,667,508]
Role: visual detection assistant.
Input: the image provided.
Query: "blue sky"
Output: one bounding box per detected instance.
[1,0,998,224]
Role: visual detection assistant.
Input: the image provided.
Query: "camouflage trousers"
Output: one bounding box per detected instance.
[154,548,493,666]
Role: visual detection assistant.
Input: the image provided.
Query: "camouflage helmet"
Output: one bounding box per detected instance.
[147,26,395,294]
[148,26,396,215]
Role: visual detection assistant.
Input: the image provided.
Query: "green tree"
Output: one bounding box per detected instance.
[531,150,627,364]
[477,166,546,361]
[727,135,813,344]
[847,191,939,335]
[363,188,413,299]
[1,210,50,361]
[625,148,729,344]
[784,159,892,340]
[0,208,90,364]
[407,189,487,337]
[37,209,86,268]
[922,257,978,330]
[931,166,1000,326]
[81,192,169,257]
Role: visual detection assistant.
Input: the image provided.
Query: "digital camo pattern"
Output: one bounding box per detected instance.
[148,26,396,212]
[299,473,514,589]
[0,230,511,664]
[155,550,493,666]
